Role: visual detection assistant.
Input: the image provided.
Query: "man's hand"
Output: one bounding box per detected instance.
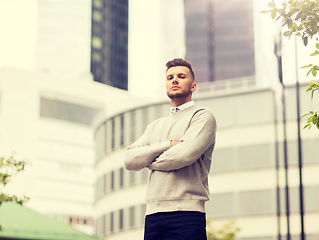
[147,141,178,170]
[146,141,177,169]
[170,140,178,147]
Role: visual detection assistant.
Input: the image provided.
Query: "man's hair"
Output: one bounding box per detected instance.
[165,58,195,81]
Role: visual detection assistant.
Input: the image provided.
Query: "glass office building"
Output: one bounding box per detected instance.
[185,0,255,83]
[91,0,129,90]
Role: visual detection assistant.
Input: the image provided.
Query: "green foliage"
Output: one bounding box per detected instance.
[207,221,240,240]
[306,80,319,99]
[261,0,319,44]
[302,80,319,129]
[261,0,319,130]
[302,111,319,129]
[0,154,29,206]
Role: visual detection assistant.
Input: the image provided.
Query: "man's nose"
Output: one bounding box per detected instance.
[172,76,179,84]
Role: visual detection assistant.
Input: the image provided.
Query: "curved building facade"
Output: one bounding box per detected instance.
[94,82,319,240]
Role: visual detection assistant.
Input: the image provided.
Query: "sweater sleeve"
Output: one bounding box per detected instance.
[148,109,216,171]
[124,124,171,172]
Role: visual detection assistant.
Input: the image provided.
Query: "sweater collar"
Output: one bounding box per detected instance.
[170,100,195,115]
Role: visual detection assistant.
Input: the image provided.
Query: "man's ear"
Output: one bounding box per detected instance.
[191,82,197,92]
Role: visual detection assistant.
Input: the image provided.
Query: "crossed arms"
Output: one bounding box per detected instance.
[124,110,216,172]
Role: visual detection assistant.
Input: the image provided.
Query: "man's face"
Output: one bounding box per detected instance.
[166,66,196,100]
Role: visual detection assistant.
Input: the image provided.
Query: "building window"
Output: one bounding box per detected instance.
[93,0,103,8]
[40,97,99,125]
[111,118,115,149]
[103,122,107,154]
[92,10,103,22]
[110,212,114,233]
[130,111,135,143]
[111,171,114,191]
[92,51,102,62]
[92,36,103,49]
[103,174,107,194]
[119,209,123,230]
[120,114,124,146]
[119,167,124,188]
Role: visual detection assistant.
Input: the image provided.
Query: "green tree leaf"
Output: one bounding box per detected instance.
[301,64,312,68]
[295,11,303,20]
[268,2,275,8]
[283,31,292,37]
[312,69,317,77]
[311,50,319,56]
[303,123,311,129]
[271,9,277,19]
[301,63,313,69]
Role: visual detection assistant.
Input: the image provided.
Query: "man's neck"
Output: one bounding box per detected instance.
[170,98,192,107]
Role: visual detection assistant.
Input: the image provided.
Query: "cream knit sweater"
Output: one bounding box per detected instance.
[124,105,217,215]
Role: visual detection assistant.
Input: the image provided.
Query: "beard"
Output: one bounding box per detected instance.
[167,88,192,99]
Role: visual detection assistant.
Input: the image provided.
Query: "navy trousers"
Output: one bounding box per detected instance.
[144,211,207,240]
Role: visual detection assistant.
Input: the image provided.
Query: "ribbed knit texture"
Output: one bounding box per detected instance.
[125,105,217,215]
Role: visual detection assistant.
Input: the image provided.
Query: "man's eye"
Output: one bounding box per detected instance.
[179,75,185,79]
[167,76,173,80]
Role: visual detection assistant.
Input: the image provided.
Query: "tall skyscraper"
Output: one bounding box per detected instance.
[91,0,129,90]
[185,0,255,83]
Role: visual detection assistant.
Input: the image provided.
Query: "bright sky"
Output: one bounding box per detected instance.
[0,0,38,70]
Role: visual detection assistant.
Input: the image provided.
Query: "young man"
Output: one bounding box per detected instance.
[124,58,217,240]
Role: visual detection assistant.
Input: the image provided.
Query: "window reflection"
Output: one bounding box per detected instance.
[92,37,103,49]
[40,97,99,125]
[93,0,103,9]
[92,10,103,22]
